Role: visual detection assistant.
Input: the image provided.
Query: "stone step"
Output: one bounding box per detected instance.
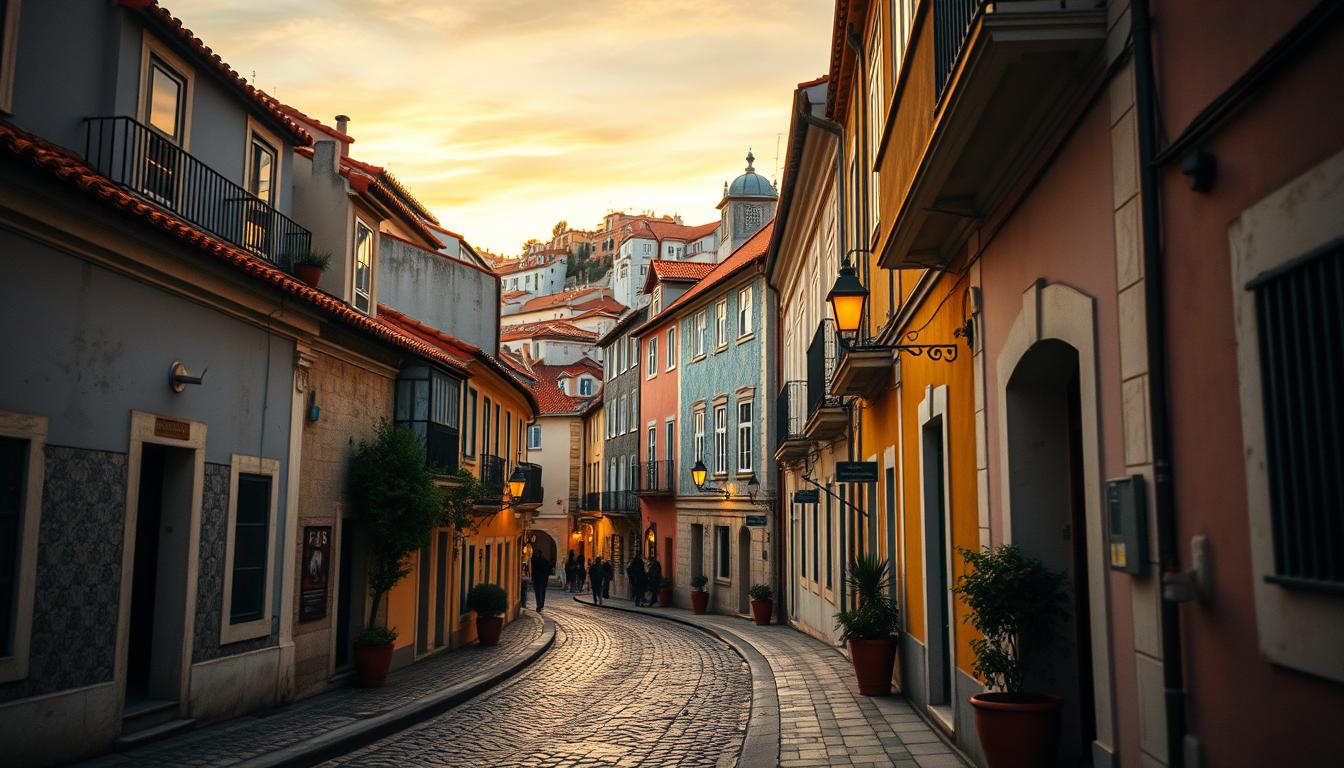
[115,718,196,750]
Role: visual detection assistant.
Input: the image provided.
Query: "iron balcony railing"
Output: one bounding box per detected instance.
[600,490,637,514]
[582,491,602,512]
[934,0,981,97]
[515,462,544,505]
[425,423,460,477]
[83,116,312,269]
[777,381,808,447]
[479,454,506,501]
[807,319,843,416]
[635,460,675,494]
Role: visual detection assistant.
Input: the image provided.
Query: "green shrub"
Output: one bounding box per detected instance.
[292,250,333,269]
[468,582,509,617]
[354,625,397,647]
[748,583,773,601]
[691,575,709,591]
[834,555,900,642]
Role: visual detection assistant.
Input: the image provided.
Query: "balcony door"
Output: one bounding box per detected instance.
[243,133,278,257]
[141,55,187,208]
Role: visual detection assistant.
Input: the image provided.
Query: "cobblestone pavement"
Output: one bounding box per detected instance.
[590,597,970,768]
[323,594,751,768]
[81,611,545,767]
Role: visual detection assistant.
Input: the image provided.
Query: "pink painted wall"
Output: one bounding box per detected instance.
[1156,6,1344,764]
[636,315,681,571]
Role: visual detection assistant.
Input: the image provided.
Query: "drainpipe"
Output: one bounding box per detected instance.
[1132,0,1188,765]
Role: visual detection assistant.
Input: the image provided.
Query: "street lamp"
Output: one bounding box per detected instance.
[691,458,730,499]
[825,262,962,361]
[746,473,761,501]
[508,465,528,501]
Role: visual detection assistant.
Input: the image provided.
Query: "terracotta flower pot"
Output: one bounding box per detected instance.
[294,263,323,288]
[971,692,1063,768]
[476,615,503,646]
[658,586,674,607]
[750,598,772,625]
[353,641,393,688]
[848,637,898,696]
[690,590,709,614]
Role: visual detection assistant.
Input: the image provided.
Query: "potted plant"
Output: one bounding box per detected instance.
[952,545,1069,768]
[347,421,444,687]
[468,582,509,646]
[690,575,710,614]
[658,576,674,607]
[834,554,901,696]
[748,583,773,625]
[291,250,332,288]
[352,626,397,688]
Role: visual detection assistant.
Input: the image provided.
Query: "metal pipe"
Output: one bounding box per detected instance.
[1131,0,1188,764]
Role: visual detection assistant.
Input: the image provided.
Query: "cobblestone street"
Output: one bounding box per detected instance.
[323,593,751,768]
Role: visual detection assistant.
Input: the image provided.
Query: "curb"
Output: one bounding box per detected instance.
[574,596,780,768]
[236,611,557,768]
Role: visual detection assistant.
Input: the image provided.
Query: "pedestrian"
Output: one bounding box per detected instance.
[564,550,576,592]
[601,558,613,600]
[575,557,587,593]
[627,554,646,606]
[645,555,662,607]
[521,560,530,609]
[589,557,605,605]
[530,550,553,612]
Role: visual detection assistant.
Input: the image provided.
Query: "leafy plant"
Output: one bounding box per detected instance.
[348,421,445,630]
[439,468,484,534]
[952,545,1069,695]
[467,583,508,617]
[691,575,710,592]
[292,250,333,269]
[354,625,397,647]
[660,577,674,588]
[748,583,774,602]
[834,554,900,642]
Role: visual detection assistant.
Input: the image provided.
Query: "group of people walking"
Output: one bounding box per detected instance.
[562,551,615,604]
[524,548,666,610]
[624,553,663,607]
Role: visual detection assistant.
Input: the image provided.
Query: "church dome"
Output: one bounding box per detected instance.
[726,151,777,198]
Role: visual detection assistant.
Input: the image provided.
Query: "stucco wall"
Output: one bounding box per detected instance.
[379,237,499,352]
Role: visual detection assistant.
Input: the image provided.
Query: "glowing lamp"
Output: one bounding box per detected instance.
[827,262,868,336]
[507,465,528,500]
[691,459,709,489]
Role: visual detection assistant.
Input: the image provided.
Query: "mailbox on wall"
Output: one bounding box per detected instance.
[1106,475,1148,575]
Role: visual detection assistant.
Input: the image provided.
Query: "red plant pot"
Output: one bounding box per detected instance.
[353,642,393,688]
[848,637,898,696]
[476,615,503,646]
[749,598,772,625]
[658,587,674,607]
[971,692,1063,768]
[294,263,323,288]
[691,590,709,614]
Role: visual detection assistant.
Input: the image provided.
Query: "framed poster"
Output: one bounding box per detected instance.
[299,525,332,623]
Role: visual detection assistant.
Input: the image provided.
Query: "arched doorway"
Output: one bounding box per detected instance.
[528,529,558,584]
[1005,338,1095,766]
[737,527,751,614]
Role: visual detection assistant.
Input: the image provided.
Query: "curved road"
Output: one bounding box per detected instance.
[324,593,752,767]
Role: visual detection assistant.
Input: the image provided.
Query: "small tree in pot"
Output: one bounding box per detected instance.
[953,545,1069,768]
[690,575,710,614]
[468,582,509,646]
[748,583,773,625]
[291,250,332,288]
[834,555,900,695]
[348,422,444,687]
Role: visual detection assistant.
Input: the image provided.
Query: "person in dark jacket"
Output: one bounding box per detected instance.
[530,551,553,611]
[601,559,614,599]
[575,557,587,593]
[627,555,646,606]
[645,556,662,606]
[589,557,605,605]
[563,551,576,592]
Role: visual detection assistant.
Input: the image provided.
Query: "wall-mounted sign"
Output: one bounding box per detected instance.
[153,417,191,441]
[745,514,767,527]
[835,461,879,483]
[792,489,820,504]
[299,526,332,623]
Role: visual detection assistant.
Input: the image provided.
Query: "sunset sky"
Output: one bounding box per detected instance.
[168,0,834,255]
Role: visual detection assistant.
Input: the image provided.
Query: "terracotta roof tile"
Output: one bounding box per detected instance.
[634,222,773,336]
[516,286,612,313]
[295,146,441,247]
[499,320,599,343]
[621,219,718,246]
[528,364,598,415]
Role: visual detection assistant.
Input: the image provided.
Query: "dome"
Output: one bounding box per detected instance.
[726,151,777,198]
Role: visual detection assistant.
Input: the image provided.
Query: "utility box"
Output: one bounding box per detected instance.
[1106,475,1148,575]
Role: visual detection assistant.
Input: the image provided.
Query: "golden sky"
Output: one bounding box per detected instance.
[168,0,833,255]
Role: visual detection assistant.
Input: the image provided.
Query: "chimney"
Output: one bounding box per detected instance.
[312,140,339,176]
[334,115,351,156]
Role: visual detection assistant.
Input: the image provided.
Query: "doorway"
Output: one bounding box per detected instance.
[125,443,195,709]
[690,524,704,585]
[737,527,751,614]
[1006,339,1097,766]
[921,415,952,711]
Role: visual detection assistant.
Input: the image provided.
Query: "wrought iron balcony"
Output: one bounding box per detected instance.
[634,460,675,495]
[83,116,312,269]
[600,490,637,514]
[515,462,544,506]
[776,380,812,463]
[582,491,602,512]
[478,454,506,502]
[806,320,851,441]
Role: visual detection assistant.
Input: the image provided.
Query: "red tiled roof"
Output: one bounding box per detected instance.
[516,286,609,313]
[643,259,717,294]
[275,102,354,145]
[571,296,626,314]
[0,121,490,377]
[498,348,535,380]
[797,73,831,89]
[499,320,598,343]
[528,364,597,415]
[570,307,622,321]
[501,290,529,300]
[491,253,564,277]
[620,219,718,246]
[117,1,310,146]
[634,222,774,336]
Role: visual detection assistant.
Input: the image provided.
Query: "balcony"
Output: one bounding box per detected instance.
[83,116,313,269]
[477,454,506,505]
[515,462,544,507]
[805,320,850,441]
[882,1,1107,270]
[599,490,637,514]
[634,460,675,496]
[582,491,602,512]
[775,381,812,464]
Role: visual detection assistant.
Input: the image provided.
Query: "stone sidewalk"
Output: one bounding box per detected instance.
[578,596,970,768]
[81,610,554,768]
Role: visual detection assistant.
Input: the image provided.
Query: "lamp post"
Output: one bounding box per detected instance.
[825,262,965,360]
[691,458,731,499]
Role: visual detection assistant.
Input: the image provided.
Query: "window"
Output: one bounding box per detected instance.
[665,420,675,462]
[651,290,661,315]
[484,543,492,584]
[353,220,374,313]
[713,404,727,475]
[619,395,627,434]
[464,388,478,457]
[482,396,492,456]
[868,16,883,233]
[737,400,753,473]
[145,55,186,142]
[528,425,542,450]
[738,287,753,337]
[223,455,278,643]
[630,338,639,372]
[799,494,808,582]
[714,300,727,348]
[505,411,512,462]
[825,491,833,590]
[630,395,638,435]
[666,327,677,370]
[812,502,819,582]
[431,372,460,428]
[647,337,658,378]
[695,312,707,357]
[0,413,43,682]
[609,457,617,491]
[647,426,656,464]
[693,410,705,465]
[715,526,730,580]
[643,242,652,254]
[579,378,594,396]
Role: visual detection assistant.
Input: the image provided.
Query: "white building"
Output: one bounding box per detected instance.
[493,251,567,297]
